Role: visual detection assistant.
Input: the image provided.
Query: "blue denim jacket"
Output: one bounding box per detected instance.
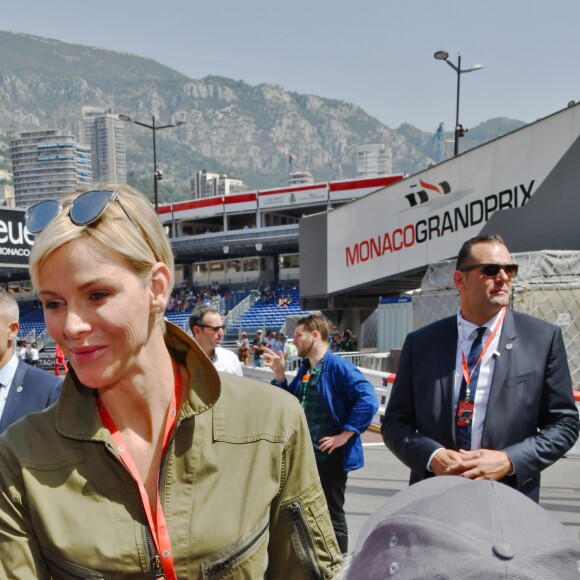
[273,349,379,471]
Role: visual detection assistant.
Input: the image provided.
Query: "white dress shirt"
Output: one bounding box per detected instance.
[212,347,244,377]
[454,309,504,450]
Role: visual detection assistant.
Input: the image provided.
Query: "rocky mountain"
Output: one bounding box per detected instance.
[0,30,526,203]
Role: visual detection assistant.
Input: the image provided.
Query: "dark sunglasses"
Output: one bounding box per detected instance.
[25,189,139,235]
[199,324,225,333]
[459,263,519,278]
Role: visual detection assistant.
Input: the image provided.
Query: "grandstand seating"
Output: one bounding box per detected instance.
[18,303,195,340]
[164,310,191,331]
[18,306,47,339]
[228,287,309,333]
[16,287,306,341]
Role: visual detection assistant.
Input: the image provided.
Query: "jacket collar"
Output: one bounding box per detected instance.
[55,322,221,441]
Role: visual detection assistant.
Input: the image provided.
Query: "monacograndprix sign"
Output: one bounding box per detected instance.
[325,104,580,294]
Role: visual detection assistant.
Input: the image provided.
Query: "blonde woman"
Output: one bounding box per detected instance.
[0,185,340,579]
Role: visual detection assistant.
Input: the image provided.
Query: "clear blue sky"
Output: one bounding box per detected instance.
[3,0,580,132]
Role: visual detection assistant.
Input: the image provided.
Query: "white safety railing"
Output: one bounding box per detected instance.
[335,351,391,373]
[223,291,260,334]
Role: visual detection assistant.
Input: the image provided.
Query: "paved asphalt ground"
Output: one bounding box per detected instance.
[345,428,580,551]
[242,365,580,549]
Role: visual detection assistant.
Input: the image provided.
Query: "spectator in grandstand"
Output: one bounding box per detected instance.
[330,331,344,352]
[283,337,299,370]
[16,340,26,360]
[252,329,265,366]
[189,305,243,376]
[278,295,291,308]
[382,234,580,502]
[272,332,285,356]
[262,314,379,554]
[27,342,40,366]
[341,328,356,352]
[0,184,341,578]
[0,290,61,433]
[236,332,250,365]
[265,330,276,351]
[185,291,196,309]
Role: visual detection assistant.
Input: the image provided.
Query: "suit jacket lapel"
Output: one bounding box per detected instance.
[438,318,459,444]
[0,360,27,433]
[483,309,517,436]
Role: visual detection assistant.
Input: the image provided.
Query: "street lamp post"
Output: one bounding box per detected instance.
[119,114,185,211]
[434,51,483,156]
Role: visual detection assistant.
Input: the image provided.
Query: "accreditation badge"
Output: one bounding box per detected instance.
[456,399,474,427]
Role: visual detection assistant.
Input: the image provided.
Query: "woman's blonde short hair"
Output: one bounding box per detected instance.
[29,184,174,328]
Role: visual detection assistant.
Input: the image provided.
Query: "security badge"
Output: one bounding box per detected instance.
[456,342,510,428]
[456,399,474,427]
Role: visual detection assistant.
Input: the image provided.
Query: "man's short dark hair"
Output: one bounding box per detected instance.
[456,234,507,270]
[296,314,330,343]
[189,306,220,332]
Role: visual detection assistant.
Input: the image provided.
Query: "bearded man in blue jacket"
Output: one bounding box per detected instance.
[262,314,379,554]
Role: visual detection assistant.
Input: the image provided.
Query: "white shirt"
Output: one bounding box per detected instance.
[454,309,504,450]
[212,347,243,377]
[0,355,19,421]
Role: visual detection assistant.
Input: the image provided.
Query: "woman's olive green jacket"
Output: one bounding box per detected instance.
[0,324,341,579]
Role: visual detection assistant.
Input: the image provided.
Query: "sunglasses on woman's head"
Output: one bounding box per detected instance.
[25,189,137,234]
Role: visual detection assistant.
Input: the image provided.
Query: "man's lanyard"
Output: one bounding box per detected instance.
[459,307,506,400]
[96,359,183,580]
[301,370,312,408]
[300,358,324,407]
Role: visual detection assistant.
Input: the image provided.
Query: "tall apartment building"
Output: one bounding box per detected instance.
[79,106,126,183]
[10,130,92,207]
[190,170,245,199]
[0,185,15,208]
[0,169,14,207]
[356,144,392,177]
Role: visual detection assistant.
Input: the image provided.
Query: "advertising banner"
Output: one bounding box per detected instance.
[0,208,33,268]
[258,184,328,209]
[326,105,580,294]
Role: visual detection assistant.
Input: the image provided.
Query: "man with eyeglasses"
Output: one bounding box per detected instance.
[383,234,579,502]
[262,314,379,553]
[189,306,243,376]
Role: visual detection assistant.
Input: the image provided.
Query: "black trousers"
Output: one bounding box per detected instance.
[317,449,348,554]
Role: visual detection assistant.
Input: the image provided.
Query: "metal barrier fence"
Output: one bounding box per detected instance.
[334,351,391,373]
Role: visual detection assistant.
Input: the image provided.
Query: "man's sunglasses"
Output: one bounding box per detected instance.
[459,263,519,278]
[199,324,225,333]
[25,189,139,235]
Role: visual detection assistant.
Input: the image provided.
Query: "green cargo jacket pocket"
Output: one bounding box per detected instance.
[43,548,112,580]
[202,513,270,579]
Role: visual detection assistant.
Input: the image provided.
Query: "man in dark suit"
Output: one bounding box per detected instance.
[382,234,579,501]
[0,291,62,434]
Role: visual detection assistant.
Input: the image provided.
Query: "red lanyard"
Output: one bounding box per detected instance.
[96,359,183,580]
[460,307,506,392]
